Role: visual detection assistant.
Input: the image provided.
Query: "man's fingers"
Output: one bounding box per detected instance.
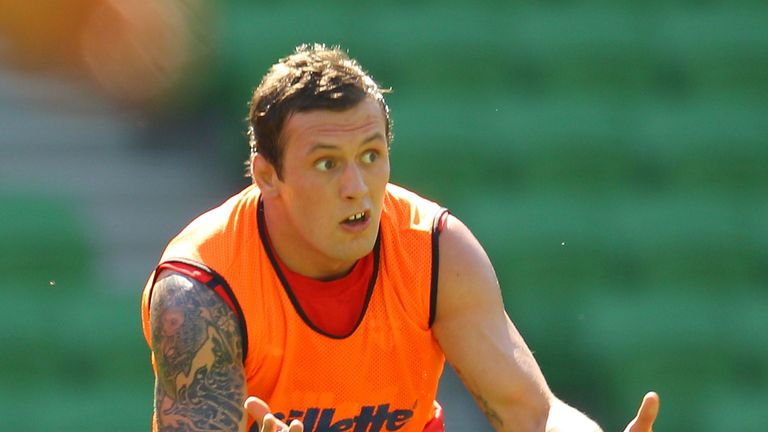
[288,419,304,432]
[627,391,660,432]
[244,397,305,432]
[245,396,275,431]
[262,413,283,432]
[261,413,303,432]
[245,395,272,422]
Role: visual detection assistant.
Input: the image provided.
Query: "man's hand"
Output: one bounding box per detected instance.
[623,392,660,432]
[244,396,304,432]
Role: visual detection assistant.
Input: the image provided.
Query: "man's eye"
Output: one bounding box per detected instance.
[361,150,379,164]
[314,159,336,171]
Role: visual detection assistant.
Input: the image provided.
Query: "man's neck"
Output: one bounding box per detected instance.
[261,198,357,281]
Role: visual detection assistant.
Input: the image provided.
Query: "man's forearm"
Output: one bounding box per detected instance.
[546,398,603,432]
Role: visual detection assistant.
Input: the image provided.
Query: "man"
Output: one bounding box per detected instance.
[141,44,660,432]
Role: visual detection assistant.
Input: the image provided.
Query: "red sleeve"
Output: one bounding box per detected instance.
[423,401,445,432]
[157,261,239,318]
[436,210,449,233]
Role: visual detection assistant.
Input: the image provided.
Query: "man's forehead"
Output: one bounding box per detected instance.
[282,99,387,142]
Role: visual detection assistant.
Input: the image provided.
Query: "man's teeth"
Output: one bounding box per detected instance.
[347,212,365,222]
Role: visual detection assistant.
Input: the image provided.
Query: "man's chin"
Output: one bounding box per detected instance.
[342,236,377,260]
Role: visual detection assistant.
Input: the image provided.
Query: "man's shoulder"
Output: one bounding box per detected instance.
[160,184,262,261]
[384,183,445,233]
[384,182,430,202]
[176,185,261,238]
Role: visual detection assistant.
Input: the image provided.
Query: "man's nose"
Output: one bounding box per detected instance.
[340,163,368,200]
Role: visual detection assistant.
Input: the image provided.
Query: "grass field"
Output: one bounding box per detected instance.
[1,280,153,431]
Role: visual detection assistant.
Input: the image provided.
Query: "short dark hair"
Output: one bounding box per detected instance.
[247,43,391,179]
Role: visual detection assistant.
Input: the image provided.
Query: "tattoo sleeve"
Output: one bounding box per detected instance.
[150,272,246,431]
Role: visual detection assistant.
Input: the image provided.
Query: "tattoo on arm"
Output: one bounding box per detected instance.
[454,367,504,428]
[150,272,246,431]
[470,390,505,428]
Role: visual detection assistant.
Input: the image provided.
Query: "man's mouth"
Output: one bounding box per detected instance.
[341,211,369,226]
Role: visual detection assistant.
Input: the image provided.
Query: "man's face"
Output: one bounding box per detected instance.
[268,98,390,278]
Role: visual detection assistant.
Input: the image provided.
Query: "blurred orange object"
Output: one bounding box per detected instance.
[79,0,192,104]
[0,0,98,71]
[0,0,205,105]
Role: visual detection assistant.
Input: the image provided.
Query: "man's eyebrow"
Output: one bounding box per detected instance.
[306,132,386,154]
[307,143,338,154]
[361,132,386,144]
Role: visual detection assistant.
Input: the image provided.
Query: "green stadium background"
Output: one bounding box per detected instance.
[1,1,766,430]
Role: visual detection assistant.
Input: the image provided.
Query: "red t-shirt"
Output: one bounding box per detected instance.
[274,249,373,337]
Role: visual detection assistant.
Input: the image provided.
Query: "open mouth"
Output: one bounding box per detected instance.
[341,210,369,226]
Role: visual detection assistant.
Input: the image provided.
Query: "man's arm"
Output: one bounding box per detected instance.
[431,215,601,432]
[149,270,247,431]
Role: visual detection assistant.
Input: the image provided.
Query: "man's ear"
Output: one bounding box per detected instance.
[250,153,280,197]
